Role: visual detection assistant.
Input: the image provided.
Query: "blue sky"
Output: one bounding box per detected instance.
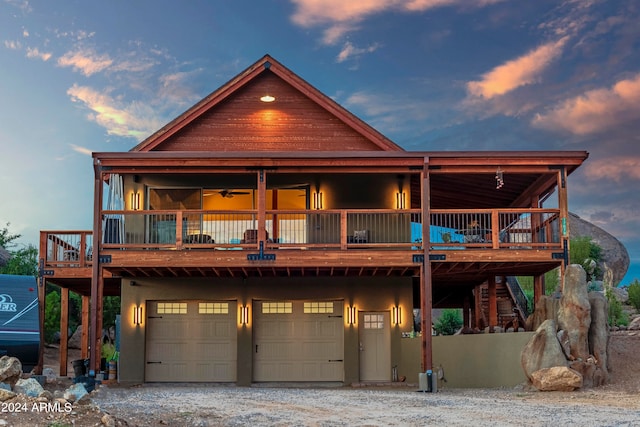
[1,0,639,284]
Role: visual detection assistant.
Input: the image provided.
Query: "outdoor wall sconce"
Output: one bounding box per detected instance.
[131,191,140,210]
[392,305,402,326]
[313,192,324,210]
[396,192,406,210]
[133,305,143,326]
[240,305,250,325]
[347,306,357,325]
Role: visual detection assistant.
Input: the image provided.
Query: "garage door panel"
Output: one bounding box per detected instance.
[145,301,237,382]
[254,300,344,382]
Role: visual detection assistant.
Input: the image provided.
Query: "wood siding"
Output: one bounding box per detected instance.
[155,72,382,152]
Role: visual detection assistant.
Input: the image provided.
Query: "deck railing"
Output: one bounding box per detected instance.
[41,207,562,265]
[42,231,93,268]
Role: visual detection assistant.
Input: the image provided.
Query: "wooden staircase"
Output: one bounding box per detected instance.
[477,278,528,329]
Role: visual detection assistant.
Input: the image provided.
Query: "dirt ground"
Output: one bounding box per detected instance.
[2,330,638,426]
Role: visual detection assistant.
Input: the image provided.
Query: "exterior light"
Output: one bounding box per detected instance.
[260,94,275,103]
[313,192,323,210]
[392,305,401,326]
[133,305,143,326]
[347,306,357,325]
[240,305,250,325]
[131,192,140,210]
[396,192,406,209]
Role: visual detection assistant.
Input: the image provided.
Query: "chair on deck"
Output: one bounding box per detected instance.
[241,229,269,244]
[497,298,518,331]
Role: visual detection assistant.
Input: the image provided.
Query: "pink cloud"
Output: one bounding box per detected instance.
[532,73,640,134]
[57,48,112,76]
[67,84,162,141]
[466,37,568,99]
[583,156,640,183]
[290,0,506,45]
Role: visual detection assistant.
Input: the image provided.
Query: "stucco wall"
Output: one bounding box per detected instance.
[400,332,534,388]
[119,276,413,385]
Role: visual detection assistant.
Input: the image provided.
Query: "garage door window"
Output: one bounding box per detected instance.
[198,302,229,314]
[303,302,334,314]
[157,302,187,314]
[262,302,292,313]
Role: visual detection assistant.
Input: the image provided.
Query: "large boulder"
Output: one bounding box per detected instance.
[530,366,583,391]
[0,356,22,386]
[569,212,629,286]
[68,324,83,349]
[558,265,591,361]
[588,291,610,381]
[14,377,45,398]
[521,319,568,380]
[526,295,560,331]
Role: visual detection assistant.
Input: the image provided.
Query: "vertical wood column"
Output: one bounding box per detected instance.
[81,295,90,359]
[474,285,482,329]
[90,161,103,374]
[488,276,497,328]
[420,158,433,372]
[463,294,471,328]
[59,287,69,376]
[557,167,569,291]
[534,274,544,305]
[257,170,267,243]
[36,235,48,375]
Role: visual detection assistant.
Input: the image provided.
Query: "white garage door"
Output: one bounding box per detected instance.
[253,300,344,382]
[145,301,237,382]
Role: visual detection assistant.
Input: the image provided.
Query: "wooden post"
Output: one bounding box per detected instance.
[257,170,267,243]
[35,234,47,375]
[81,295,90,359]
[59,287,69,376]
[474,284,483,329]
[463,294,471,328]
[557,167,569,291]
[90,160,104,374]
[420,158,433,372]
[534,274,544,305]
[488,276,497,328]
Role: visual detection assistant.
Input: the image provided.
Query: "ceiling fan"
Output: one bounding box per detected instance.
[205,189,252,198]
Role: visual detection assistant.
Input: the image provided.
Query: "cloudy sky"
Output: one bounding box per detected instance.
[1,0,638,284]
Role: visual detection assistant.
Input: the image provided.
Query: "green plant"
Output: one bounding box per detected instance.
[628,279,640,311]
[433,309,463,335]
[606,288,629,327]
[44,291,61,343]
[570,236,603,280]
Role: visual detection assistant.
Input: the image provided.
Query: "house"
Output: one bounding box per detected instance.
[38,55,588,385]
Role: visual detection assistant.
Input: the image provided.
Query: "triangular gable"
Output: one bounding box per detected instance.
[131,55,403,153]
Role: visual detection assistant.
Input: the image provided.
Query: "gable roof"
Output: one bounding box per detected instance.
[131,54,403,153]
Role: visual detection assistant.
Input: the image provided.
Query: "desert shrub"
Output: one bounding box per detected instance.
[628,279,640,311]
[606,288,629,327]
[570,236,603,279]
[434,309,463,335]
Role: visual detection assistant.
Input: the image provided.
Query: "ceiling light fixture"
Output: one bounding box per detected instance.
[260,94,275,103]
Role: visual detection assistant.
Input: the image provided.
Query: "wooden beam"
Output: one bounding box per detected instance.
[488,276,497,328]
[534,274,544,306]
[59,287,69,377]
[557,167,569,292]
[420,158,433,372]
[89,163,103,374]
[81,295,90,359]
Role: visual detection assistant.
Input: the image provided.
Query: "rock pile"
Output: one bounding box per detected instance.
[0,355,113,426]
[521,264,610,391]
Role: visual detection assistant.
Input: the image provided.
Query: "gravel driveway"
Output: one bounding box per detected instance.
[92,384,640,426]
